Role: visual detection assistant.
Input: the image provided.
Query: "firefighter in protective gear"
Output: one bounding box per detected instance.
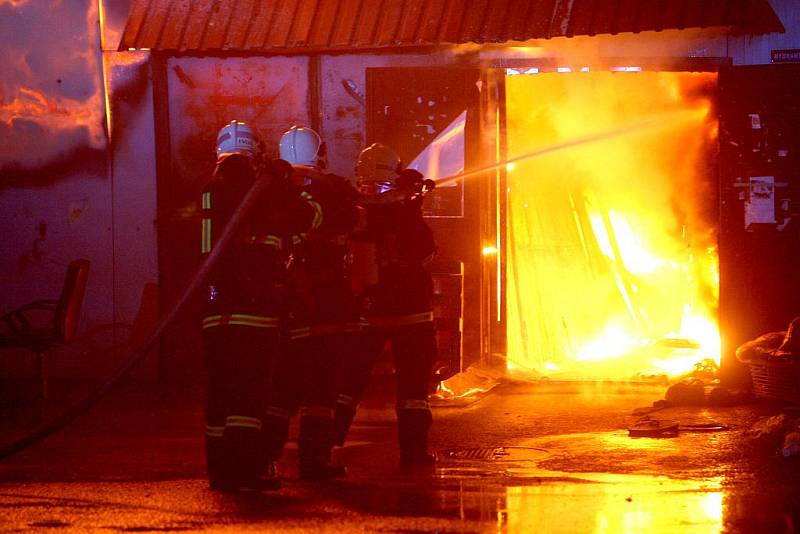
[201,120,320,492]
[262,125,361,480]
[278,125,325,168]
[354,142,401,195]
[334,143,439,469]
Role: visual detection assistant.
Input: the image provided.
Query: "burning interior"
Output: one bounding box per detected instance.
[501,69,719,380]
[400,65,725,384]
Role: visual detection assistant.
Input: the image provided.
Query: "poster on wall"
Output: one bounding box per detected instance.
[745,175,776,228]
[367,68,480,219]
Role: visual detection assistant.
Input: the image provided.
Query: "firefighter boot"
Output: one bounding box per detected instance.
[397,406,437,470]
[219,417,272,493]
[298,413,347,480]
[333,399,357,446]
[205,431,231,490]
[259,409,294,489]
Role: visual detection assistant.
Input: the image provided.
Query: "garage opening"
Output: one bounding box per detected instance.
[503,69,719,380]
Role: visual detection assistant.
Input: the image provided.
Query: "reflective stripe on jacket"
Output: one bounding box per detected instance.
[202,314,280,329]
[365,311,433,327]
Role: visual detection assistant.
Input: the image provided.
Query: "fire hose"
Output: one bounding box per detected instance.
[0,165,435,461]
[0,112,695,460]
[0,172,272,461]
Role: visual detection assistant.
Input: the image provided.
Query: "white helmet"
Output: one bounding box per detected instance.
[279,125,322,167]
[216,120,259,161]
[356,143,401,195]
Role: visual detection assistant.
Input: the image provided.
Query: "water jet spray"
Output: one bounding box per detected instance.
[433,109,708,187]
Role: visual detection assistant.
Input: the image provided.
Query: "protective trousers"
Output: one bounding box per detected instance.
[261,332,352,479]
[334,319,437,456]
[262,278,357,479]
[203,319,280,490]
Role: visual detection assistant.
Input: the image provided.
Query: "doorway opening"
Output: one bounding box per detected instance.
[502,70,719,380]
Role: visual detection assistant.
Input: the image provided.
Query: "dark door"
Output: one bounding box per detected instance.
[366,67,487,372]
[718,64,800,385]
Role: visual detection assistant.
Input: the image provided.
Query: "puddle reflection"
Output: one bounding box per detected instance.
[501,475,723,533]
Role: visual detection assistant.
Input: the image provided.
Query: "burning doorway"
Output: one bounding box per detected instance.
[502,69,719,380]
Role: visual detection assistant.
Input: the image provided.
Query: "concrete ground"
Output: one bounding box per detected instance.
[1,375,799,533]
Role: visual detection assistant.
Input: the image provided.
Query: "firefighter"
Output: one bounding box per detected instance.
[261,125,361,480]
[334,143,439,469]
[200,120,320,492]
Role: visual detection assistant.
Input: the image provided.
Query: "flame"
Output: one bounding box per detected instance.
[505,71,719,379]
[576,324,643,363]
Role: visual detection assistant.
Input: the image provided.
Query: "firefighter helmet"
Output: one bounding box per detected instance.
[279,125,323,167]
[355,143,401,195]
[216,120,260,162]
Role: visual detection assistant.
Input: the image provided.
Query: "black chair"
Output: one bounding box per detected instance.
[0,259,90,401]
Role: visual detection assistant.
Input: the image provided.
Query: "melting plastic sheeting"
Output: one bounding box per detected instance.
[408,110,465,183]
[505,71,719,379]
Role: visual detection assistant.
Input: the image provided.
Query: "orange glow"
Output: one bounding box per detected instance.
[505,71,718,379]
[505,475,723,532]
[0,87,104,145]
[507,46,545,56]
[98,0,112,139]
[1,1,108,156]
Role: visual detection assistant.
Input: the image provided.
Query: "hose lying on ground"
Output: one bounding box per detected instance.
[0,174,271,461]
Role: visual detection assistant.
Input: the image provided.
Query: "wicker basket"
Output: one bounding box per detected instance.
[748,358,800,403]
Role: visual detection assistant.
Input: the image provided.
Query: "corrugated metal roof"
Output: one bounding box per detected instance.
[119,0,785,52]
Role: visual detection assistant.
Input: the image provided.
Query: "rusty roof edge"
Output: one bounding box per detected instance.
[119,0,787,52]
[127,21,779,53]
[145,43,450,58]
[117,0,151,51]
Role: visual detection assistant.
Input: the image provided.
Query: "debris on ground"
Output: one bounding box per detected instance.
[662,359,718,406]
[628,416,728,438]
[782,430,800,457]
[665,378,706,405]
[679,422,729,432]
[688,358,720,382]
[744,414,795,448]
[706,386,732,405]
[430,365,501,406]
[632,356,753,413]
[628,416,679,438]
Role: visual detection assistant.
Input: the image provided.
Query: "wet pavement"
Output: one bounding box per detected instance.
[1,377,799,532]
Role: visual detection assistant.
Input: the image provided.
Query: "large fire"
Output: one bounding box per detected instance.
[505,70,718,379]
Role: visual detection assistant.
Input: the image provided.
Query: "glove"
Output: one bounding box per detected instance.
[395,169,424,192]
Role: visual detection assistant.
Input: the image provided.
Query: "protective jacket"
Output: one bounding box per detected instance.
[200,156,320,490]
[362,195,436,322]
[334,191,438,466]
[201,157,320,313]
[262,165,361,480]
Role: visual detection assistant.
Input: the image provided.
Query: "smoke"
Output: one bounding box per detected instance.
[0,0,111,176]
[100,0,133,51]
